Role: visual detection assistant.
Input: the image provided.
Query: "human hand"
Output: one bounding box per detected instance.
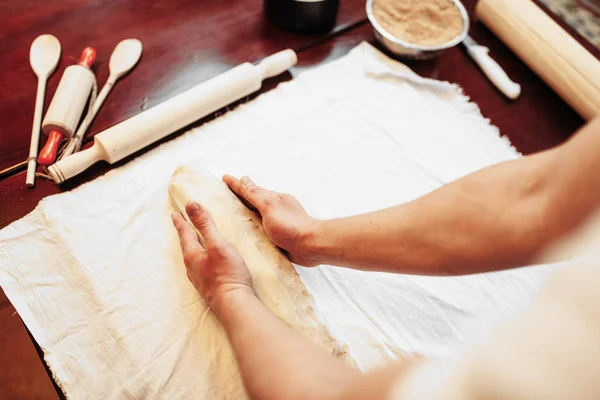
[172,202,254,312]
[223,175,323,267]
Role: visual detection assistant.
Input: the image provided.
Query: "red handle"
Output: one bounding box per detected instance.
[38,130,64,166]
[78,47,97,68]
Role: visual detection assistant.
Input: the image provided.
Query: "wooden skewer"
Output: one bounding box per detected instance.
[0,160,27,181]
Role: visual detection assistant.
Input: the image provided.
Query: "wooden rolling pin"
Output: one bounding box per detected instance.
[47,49,297,184]
[476,0,600,120]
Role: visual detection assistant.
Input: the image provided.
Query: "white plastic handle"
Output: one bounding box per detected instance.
[467,45,521,100]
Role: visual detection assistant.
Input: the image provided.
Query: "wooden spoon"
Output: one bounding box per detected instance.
[26,34,61,187]
[60,38,143,158]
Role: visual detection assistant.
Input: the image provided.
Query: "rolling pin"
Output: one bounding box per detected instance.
[476,0,600,120]
[39,48,97,166]
[48,49,297,184]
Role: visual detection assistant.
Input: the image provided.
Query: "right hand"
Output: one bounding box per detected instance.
[223,175,323,267]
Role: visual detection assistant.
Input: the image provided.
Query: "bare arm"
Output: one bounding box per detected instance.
[224,118,600,275]
[219,290,360,400]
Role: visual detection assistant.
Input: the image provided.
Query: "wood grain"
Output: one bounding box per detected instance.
[0,305,59,400]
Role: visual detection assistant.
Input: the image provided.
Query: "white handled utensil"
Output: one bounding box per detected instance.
[463,35,521,100]
[60,39,143,159]
[26,34,61,187]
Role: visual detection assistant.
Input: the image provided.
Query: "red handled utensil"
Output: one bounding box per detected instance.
[38,47,97,166]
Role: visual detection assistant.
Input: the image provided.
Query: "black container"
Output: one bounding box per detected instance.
[264,0,340,33]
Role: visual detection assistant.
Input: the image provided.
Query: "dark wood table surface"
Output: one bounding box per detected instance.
[0,0,593,398]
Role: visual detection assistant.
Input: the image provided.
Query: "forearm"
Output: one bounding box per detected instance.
[309,119,600,275]
[217,289,359,400]
[311,153,555,275]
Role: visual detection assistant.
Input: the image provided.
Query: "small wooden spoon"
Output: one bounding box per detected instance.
[26,34,61,187]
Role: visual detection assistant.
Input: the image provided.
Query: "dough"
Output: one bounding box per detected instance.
[169,165,349,398]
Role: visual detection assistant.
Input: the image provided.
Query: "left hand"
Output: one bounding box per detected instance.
[172,202,254,313]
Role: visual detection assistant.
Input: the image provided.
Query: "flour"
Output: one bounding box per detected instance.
[372,0,463,46]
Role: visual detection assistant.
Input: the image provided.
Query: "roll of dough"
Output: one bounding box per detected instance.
[42,64,95,137]
[169,165,350,357]
[476,0,600,120]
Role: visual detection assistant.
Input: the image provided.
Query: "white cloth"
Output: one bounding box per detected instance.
[0,43,552,398]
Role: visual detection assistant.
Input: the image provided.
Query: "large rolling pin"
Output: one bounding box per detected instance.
[48,49,297,183]
[476,0,600,120]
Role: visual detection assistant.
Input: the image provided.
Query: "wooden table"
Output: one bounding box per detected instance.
[0,0,593,397]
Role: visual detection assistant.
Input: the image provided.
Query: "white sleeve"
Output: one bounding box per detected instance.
[389,260,600,400]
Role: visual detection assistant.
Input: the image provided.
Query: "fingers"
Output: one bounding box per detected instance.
[222,175,275,212]
[222,174,240,192]
[185,202,224,248]
[172,211,203,256]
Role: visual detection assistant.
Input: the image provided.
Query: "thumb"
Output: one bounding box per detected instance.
[186,202,223,247]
